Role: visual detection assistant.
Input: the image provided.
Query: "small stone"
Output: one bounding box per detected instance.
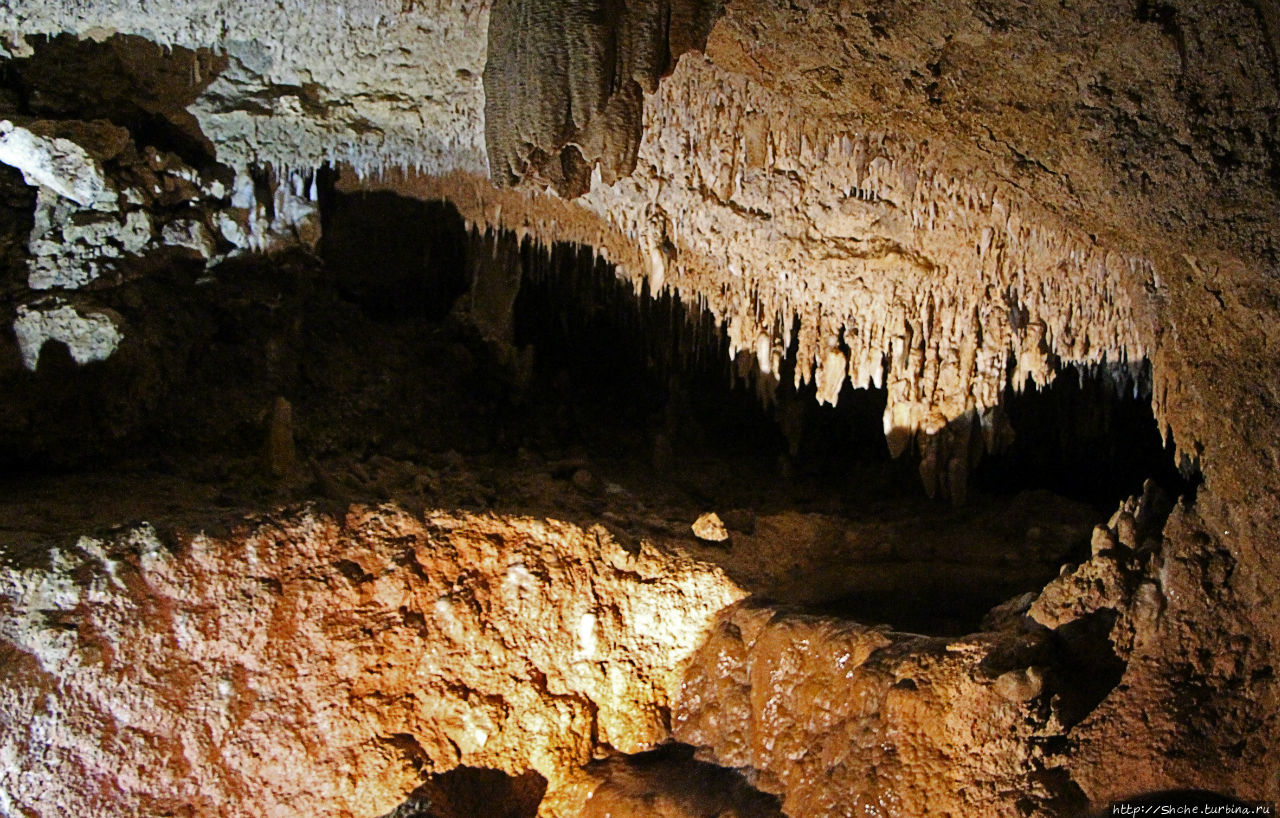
[12,301,123,371]
[572,468,602,496]
[161,219,215,259]
[692,512,729,543]
[993,666,1044,702]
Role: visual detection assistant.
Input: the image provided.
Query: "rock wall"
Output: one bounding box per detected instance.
[0,1,490,175]
[483,0,721,195]
[3,487,1242,816]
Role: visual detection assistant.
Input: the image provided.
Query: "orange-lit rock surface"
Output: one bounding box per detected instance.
[0,507,744,817]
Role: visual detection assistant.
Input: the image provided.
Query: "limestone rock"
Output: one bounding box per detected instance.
[0,119,111,206]
[993,667,1045,703]
[11,299,123,370]
[160,218,216,258]
[674,601,1063,815]
[0,0,1276,812]
[0,507,746,817]
[692,511,728,542]
[483,0,722,195]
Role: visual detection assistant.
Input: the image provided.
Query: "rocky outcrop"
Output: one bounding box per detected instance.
[671,484,1276,813]
[0,119,113,206]
[0,507,744,817]
[674,600,1063,816]
[0,4,489,176]
[0,106,321,375]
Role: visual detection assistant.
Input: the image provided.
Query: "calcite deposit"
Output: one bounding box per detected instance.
[483,0,721,195]
[353,50,1160,500]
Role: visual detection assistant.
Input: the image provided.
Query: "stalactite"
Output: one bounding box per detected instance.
[346,54,1167,499]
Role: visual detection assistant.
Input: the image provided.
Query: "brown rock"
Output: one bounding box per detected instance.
[691,512,729,542]
[993,667,1045,703]
[674,601,1054,815]
[264,395,295,480]
[0,507,746,817]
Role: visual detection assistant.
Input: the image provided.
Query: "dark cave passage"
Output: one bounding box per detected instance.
[382,766,547,818]
[313,190,1194,634]
[974,362,1198,510]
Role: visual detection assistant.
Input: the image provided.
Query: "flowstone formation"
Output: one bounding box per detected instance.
[483,0,722,195]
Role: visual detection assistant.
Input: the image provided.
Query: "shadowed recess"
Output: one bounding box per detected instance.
[380,767,547,818]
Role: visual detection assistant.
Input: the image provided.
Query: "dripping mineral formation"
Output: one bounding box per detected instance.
[0,0,1277,816]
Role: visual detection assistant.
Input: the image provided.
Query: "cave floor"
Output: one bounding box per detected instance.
[0,410,1099,638]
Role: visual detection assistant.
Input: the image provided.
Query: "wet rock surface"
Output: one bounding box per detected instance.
[674,601,1059,816]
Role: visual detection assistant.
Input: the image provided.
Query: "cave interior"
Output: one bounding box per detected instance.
[0,6,1276,818]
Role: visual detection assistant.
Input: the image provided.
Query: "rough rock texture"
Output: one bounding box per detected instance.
[0,104,318,289]
[331,6,1280,798]
[1032,484,1280,804]
[0,4,489,176]
[352,47,1162,500]
[483,0,721,195]
[11,299,122,370]
[675,601,1061,816]
[0,507,744,817]
[0,119,111,206]
[0,0,1276,812]
[0,93,322,379]
[669,482,1269,815]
